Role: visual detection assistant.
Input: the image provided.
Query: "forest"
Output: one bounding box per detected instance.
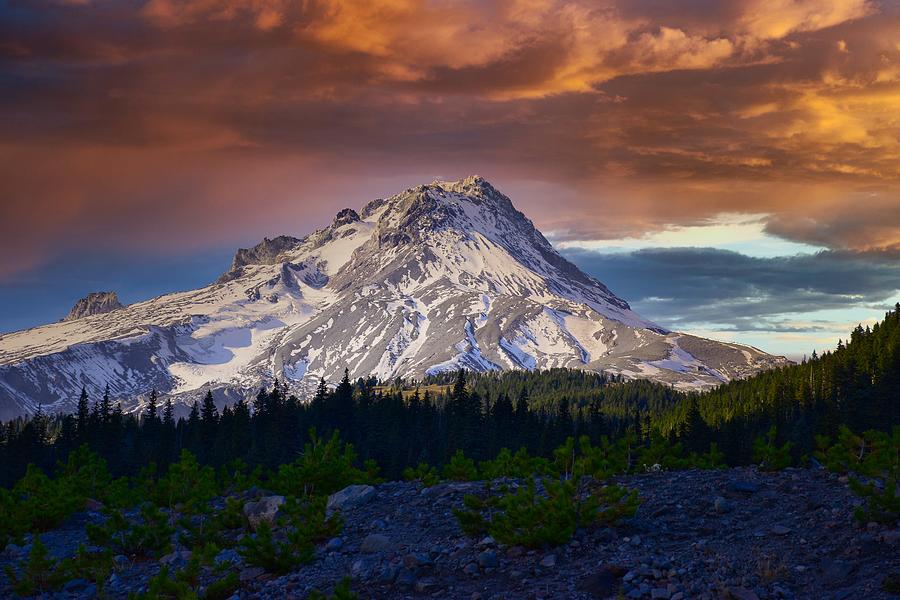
[1,305,897,488]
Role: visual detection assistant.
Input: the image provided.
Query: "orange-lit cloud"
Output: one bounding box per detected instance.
[1,0,899,279]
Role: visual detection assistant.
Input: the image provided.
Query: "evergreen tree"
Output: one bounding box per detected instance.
[100,384,112,424]
[76,387,89,437]
[201,390,218,424]
[163,398,174,427]
[146,389,159,422]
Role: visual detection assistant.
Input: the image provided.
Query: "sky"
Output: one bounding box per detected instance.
[1,0,899,359]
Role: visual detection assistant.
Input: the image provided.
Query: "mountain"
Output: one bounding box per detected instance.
[0,176,786,419]
[63,291,124,321]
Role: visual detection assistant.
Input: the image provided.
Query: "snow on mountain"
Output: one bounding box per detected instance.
[0,176,787,419]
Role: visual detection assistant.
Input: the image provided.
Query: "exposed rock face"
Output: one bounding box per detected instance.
[0,175,787,418]
[63,292,124,321]
[218,235,303,283]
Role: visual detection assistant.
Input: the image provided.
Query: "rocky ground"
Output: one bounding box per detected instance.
[2,466,898,599]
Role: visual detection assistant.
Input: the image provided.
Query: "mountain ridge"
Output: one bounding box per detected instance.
[0,176,787,419]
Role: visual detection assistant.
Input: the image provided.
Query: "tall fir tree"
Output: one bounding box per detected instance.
[76,387,89,437]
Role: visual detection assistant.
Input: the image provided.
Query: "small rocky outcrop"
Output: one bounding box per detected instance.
[218,235,302,283]
[242,495,285,530]
[63,292,123,321]
[327,484,375,514]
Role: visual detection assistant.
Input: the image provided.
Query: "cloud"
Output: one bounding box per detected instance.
[0,0,898,281]
[562,246,900,332]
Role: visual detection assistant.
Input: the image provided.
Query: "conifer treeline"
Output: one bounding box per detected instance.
[1,306,897,488]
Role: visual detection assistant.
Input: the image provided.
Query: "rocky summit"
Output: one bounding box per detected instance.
[63,292,124,322]
[0,176,786,419]
[2,466,897,599]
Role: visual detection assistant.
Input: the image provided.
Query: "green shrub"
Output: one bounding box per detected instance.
[883,572,900,594]
[205,572,240,600]
[217,459,262,495]
[687,443,727,470]
[402,462,440,487]
[571,435,633,480]
[271,429,368,498]
[59,545,115,596]
[480,447,553,480]
[637,432,692,471]
[752,426,793,471]
[454,476,639,549]
[239,496,341,574]
[308,577,358,599]
[87,502,174,559]
[9,465,83,534]
[153,451,218,514]
[129,543,221,600]
[818,426,899,523]
[443,450,478,481]
[4,536,68,596]
[5,537,117,598]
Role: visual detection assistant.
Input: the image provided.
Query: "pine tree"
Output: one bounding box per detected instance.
[100,384,112,424]
[146,389,159,422]
[332,369,355,436]
[163,398,174,426]
[201,390,218,424]
[188,401,200,427]
[76,387,89,437]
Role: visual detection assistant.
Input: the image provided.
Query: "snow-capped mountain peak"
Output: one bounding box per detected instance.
[0,176,787,419]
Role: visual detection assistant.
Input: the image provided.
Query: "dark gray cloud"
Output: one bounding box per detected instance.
[562,247,900,332]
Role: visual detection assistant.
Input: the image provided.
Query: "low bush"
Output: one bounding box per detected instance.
[402,462,440,487]
[238,496,341,574]
[817,425,899,523]
[87,503,174,559]
[752,426,793,471]
[454,476,639,548]
[443,449,478,481]
[271,429,370,498]
[479,447,553,480]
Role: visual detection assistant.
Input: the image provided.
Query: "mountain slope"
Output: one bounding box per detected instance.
[0,176,786,418]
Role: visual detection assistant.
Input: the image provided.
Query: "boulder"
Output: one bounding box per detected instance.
[360,533,393,554]
[327,484,376,513]
[243,495,285,530]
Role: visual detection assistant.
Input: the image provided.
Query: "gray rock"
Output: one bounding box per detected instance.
[325,537,344,552]
[714,496,733,514]
[821,559,857,585]
[214,548,241,566]
[404,552,434,568]
[243,495,285,530]
[726,481,760,494]
[540,554,557,568]
[770,525,792,536]
[327,484,376,513]
[360,533,393,554]
[239,567,265,582]
[414,578,438,593]
[397,567,418,586]
[64,578,90,592]
[727,588,760,600]
[350,558,376,580]
[477,549,499,569]
[651,588,671,599]
[160,550,192,566]
[378,564,399,583]
[463,562,480,576]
